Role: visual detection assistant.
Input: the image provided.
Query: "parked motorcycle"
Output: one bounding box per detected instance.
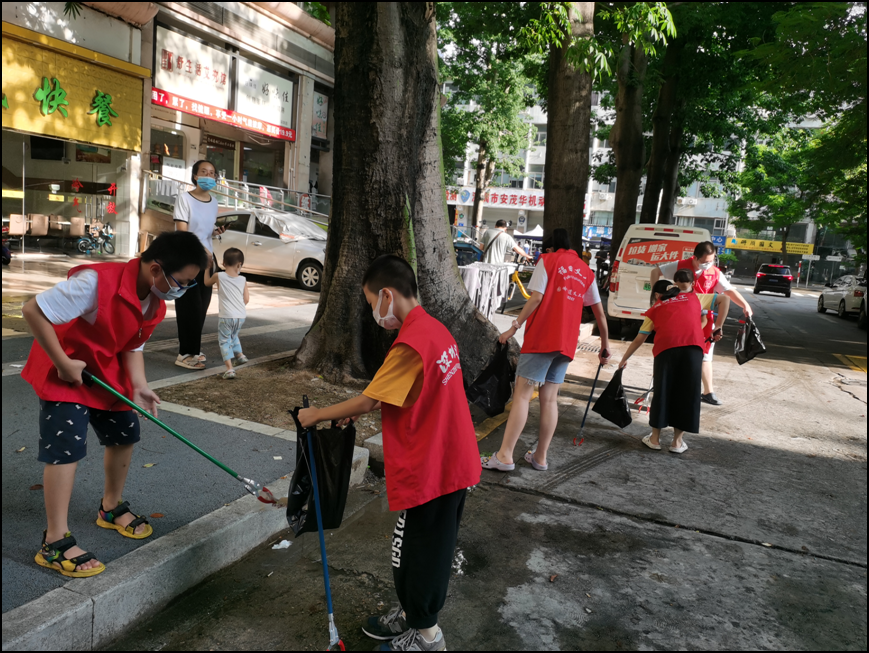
[76,223,115,255]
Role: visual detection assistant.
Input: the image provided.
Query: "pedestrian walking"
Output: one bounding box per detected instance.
[173,159,226,370]
[651,240,752,405]
[480,219,531,264]
[204,247,250,379]
[298,255,480,651]
[21,232,207,577]
[482,228,611,473]
[618,269,726,454]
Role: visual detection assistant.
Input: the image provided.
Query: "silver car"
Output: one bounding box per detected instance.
[818,274,866,319]
[212,209,326,291]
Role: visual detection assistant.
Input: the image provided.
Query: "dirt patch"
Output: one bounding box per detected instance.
[158,358,381,446]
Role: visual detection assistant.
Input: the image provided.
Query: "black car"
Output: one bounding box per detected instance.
[753,264,793,297]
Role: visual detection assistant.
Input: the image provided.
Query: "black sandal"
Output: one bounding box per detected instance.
[34,530,106,577]
[96,500,154,539]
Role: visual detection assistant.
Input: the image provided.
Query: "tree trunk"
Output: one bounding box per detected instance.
[543,2,595,251]
[657,113,685,224]
[780,224,790,266]
[294,2,504,384]
[472,139,488,228]
[639,39,684,224]
[610,38,648,255]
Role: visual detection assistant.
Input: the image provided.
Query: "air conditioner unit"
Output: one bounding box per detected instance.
[676,197,686,205]
[604,193,612,201]
[686,197,698,206]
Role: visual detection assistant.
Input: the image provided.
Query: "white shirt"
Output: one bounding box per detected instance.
[217,272,247,319]
[657,260,732,292]
[527,262,602,305]
[173,191,218,254]
[35,269,154,351]
[481,229,519,264]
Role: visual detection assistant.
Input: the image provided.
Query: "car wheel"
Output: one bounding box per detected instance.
[859,301,867,330]
[817,296,826,313]
[785,291,791,298]
[297,261,323,292]
[753,286,759,295]
[837,300,847,319]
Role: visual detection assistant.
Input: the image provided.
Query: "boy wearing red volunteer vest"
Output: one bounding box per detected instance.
[21,232,207,578]
[298,255,480,652]
[651,240,753,406]
[482,228,611,473]
[618,270,727,453]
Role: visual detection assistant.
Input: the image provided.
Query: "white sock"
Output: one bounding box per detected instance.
[419,626,440,643]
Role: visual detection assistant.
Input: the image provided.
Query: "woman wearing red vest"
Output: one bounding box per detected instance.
[618,269,726,453]
[482,228,611,473]
[298,255,480,651]
[21,232,207,578]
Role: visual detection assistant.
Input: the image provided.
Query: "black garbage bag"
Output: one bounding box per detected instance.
[465,343,516,417]
[591,368,632,428]
[734,317,767,365]
[286,408,356,536]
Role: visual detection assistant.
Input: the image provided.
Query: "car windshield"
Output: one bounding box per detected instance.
[760,265,791,275]
[253,210,327,241]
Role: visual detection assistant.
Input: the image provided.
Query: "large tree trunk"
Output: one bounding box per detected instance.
[639,39,684,224]
[610,38,648,255]
[657,114,684,224]
[543,2,595,251]
[294,2,503,384]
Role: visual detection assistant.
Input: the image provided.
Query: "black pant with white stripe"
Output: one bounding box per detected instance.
[391,488,467,629]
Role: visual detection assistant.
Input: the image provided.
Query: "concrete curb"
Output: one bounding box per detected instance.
[2,478,292,651]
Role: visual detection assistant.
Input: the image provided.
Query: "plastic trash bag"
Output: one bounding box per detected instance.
[591,368,633,428]
[287,409,356,536]
[734,317,767,365]
[466,343,516,417]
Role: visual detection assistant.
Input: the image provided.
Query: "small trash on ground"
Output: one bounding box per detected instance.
[143,463,156,468]
[272,539,292,550]
[549,574,558,582]
[150,513,165,518]
[30,484,43,490]
[15,447,25,453]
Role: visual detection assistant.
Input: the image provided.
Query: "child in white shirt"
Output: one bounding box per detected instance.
[205,248,249,379]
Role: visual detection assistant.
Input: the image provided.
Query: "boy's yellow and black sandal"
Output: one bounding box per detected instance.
[96,500,153,539]
[35,530,106,578]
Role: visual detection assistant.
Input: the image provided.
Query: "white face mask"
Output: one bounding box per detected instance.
[698,261,713,271]
[373,289,401,330]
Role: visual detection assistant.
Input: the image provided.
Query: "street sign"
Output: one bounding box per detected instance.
[826,255,843,262]
[802,254,820,261]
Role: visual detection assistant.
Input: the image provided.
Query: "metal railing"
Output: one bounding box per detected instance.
[143,171,331,225]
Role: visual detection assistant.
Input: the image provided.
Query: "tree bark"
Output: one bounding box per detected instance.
[657,114,685,224]
[639,39,684,224]
[293,2,505,384]
[610,38,648,255]
[543,2,595,251]
[472,139,488,227]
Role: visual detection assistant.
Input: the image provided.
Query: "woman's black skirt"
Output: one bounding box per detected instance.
[650,345,703,433]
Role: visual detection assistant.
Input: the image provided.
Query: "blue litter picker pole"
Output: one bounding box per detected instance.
[302,395,344,651]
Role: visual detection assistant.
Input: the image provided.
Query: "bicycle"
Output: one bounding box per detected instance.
[76,224,115,255]
[499,262,534,313]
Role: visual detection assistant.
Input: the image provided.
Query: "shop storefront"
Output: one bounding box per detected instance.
[1,22,148,254]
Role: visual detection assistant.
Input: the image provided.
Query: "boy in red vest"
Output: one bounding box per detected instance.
[22,231,207,578]
[298,254,480,652]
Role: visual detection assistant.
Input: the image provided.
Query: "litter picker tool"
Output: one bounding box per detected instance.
[82,370,276,504]
[301,395,345,651]
[633,375,653,416]
[573,349,608,446]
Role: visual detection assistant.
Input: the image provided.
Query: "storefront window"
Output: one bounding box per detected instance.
[241,142,283,187]
[205,134,236,181]
[149,127,186,182]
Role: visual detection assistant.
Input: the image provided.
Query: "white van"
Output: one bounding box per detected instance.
[607,224,711,321]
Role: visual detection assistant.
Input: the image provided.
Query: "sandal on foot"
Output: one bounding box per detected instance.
[524,450,548,471]
[35,531,105,578]
[222,369,237,379]
[96,500,153,539]
[175,354,205,370]
[196,352,207,363]
[669,441,688,454]
[481,453,515,471]
[235,354,249,365]
[642,434,662,450]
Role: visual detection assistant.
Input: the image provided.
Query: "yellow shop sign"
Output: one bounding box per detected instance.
[727,237,814,255]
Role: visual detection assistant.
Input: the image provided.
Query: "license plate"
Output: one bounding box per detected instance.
[643,282,651,291]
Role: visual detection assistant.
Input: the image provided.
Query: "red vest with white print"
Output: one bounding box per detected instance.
[642,291,705,357]
[522,249,594,360]
[380,306,481,511]
[677,257,721,295]
[22,259,166,410]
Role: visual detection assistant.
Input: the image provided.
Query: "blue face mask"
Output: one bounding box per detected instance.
[196,177,216,191]
[151,269,188,301]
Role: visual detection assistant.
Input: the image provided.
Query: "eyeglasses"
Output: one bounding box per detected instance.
[158,262,197,290]
[196,170,217,178]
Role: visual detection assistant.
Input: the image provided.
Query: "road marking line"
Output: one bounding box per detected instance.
[834,354,867,374]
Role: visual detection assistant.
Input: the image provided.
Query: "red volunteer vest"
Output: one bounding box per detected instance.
[22,259,167,410]
[642,292,705,357]
[677,257,721,294]
[380,307,481,511]
[523,249,594,359]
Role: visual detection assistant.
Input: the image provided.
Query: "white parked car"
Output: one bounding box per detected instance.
[212,209,327,291]
[818,275,866,319]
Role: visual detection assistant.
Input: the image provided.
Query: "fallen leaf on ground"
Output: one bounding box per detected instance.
[143,463,156,468]
[15,447,26,453]
[549,574,558,582]
[761,542,772,547]
[30,484,44,490]
[801,546,809,552]
[586,593,591,598]
[150,513,164,518]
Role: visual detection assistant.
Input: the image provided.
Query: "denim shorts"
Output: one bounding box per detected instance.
[37,399,140,465]
[516,352,572,385]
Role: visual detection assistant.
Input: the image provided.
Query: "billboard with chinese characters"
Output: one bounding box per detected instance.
[622,238,695,266]
[154,26,231,110]
[726,237,814,255]
[312,91,329,139]
[236,61,293,129]
[446,186,546,209]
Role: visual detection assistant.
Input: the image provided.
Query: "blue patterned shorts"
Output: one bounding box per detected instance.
[37,400,141,465]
